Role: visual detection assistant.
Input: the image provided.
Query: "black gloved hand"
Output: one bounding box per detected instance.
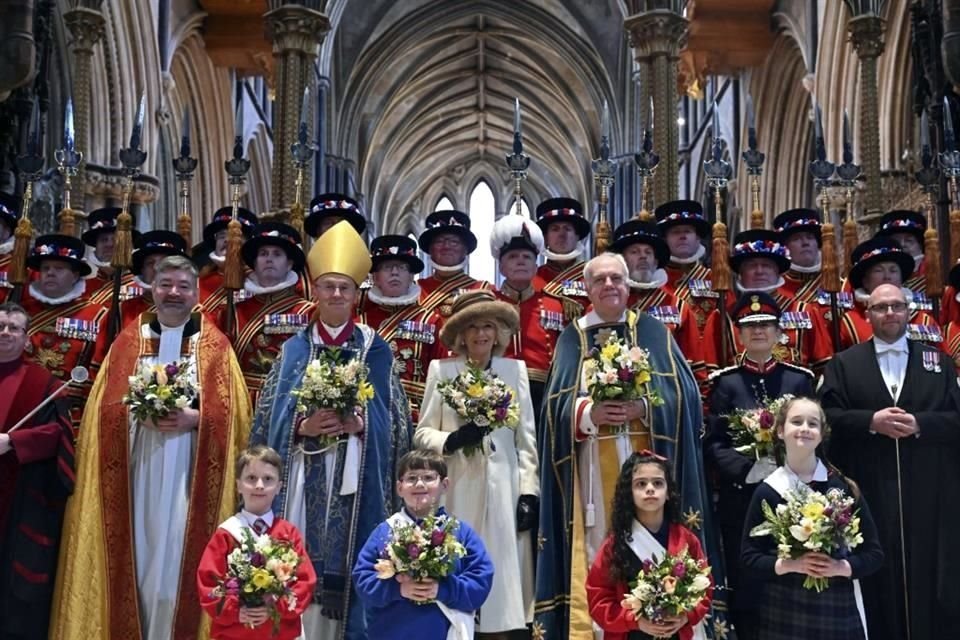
[516,494,539,532]
[443,422,484,454]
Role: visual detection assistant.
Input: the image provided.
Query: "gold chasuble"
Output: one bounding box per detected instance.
[50,312,251,640]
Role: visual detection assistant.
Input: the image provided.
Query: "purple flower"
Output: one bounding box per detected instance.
[823,507,834,517]
[642,559,654,573]
[250,552,264,567]
[431,529,446,546]
[672,561,686,578]
[407,544,421,559]
[494,406,508,421]
[225,578,240,595]
[618,368,633,382]
[759,410,774,429]
[165,363,179,377]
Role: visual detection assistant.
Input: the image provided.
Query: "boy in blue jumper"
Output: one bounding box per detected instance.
[352,449,493,639]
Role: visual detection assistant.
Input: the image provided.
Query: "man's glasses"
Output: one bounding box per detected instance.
[0,323,27,334]
[867,302,908,314]
[400,473,441,486]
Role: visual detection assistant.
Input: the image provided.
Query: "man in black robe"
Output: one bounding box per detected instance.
[0,302,74,639]
[820,283,960,640]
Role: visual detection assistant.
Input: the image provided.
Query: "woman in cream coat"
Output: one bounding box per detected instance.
[415,290,539,640]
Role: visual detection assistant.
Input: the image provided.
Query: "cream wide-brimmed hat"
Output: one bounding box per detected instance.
[439,290,520,356]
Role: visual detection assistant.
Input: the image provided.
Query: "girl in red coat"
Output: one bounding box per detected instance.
[197,445,317,640]
[586,451,714,640]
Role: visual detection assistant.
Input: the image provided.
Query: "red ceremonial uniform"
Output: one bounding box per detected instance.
[198,264,226,306]
[417,272,491,354]
[586,523,714,640]
[534,260,589,321]
[778,267,823,305]
[197,517,316,640]
[356,289,445,422]
[116,284,156,333]
[664,261,718,336]
[496,285,565,385]
[941,321,960,370]
[0,251,13,303]
[703,289,834,374]
[21,285,109,430]
[942,286,960,327]
[219,286,313,407]
[627,285,705,381]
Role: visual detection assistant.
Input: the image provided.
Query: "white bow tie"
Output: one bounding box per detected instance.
[875,341,908,355]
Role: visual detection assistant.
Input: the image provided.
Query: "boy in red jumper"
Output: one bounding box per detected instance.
[197,445,317,639]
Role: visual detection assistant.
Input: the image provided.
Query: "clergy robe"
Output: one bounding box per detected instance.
[251,322,411,640]
[819,339,960,640]
[534,309,725,640]
[50,312,252,640]
[0,358,74,639]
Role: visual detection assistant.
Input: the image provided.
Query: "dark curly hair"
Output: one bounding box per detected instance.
[606,452,679,585]
[773,396,860,498]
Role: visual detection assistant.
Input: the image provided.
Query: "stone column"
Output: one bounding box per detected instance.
[848,14,886,221]
[264,3,330,214]
[624,9,688,206]
[63,4,105,214]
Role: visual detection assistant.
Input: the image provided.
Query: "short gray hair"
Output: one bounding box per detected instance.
[583,252,629,285]
[154,255,199,287]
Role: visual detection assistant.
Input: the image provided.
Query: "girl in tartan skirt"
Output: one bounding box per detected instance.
[585,451,714,640]
[740,397,884,640]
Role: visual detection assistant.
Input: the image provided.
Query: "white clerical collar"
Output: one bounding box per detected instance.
[629,268,668,290]
[0,236,14,256]
[240,509,275,529]
[669,244,706,266]
[543,242,584,263]
[790,255,822,273]
[312,320,349,343]
[735,277,786,294]
[208,251,226,265]
[133,275,152,290]
[430,259,468,273]
[368,283,421,306]
[578,308,627,328]
[244,271,298,295]
[157,318,189,363]
[28,279,85,305]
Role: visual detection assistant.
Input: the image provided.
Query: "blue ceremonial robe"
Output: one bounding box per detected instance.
[251,323,412,640]
[534,310,728,639]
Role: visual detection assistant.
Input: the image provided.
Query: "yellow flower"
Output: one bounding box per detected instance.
[801,502,825,520]
[155,367,168,386]
[358,381,374,402]
[601,343,620,362]
[466,382,485,398]
[250,568,275,590]
[635,371,651,385]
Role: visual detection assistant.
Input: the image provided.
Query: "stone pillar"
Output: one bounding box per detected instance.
[264,3,330,214]
[848,14,886,221]
[625,9,688,207]
[63,5,105,214]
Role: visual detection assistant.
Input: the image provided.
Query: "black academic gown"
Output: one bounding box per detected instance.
[704,358,813,637]
[820,339,960,640]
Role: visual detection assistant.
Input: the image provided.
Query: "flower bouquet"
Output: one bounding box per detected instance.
[374,512,467,604]
[123,359,198,422]
[436,364,519,456]
[727,394,793,460]
[620,547,712,624]
[749,484,864,591]
[209,528,303,634]
[582,334,662,433]
[291,347,375,450]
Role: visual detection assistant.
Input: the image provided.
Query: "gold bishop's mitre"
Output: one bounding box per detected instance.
[306,220,372,285]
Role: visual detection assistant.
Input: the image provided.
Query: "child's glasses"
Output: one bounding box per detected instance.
[400,473,441,486]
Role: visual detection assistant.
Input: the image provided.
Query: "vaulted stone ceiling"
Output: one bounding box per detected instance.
[325,0,627,235]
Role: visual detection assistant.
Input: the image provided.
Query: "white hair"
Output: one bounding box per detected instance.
[583,252,629,284]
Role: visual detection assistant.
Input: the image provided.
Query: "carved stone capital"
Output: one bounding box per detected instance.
[264,5,331,56]
[848,14,886,60]
[64,7,105,54]
[624,10,688,60]
[84,164,160,205]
